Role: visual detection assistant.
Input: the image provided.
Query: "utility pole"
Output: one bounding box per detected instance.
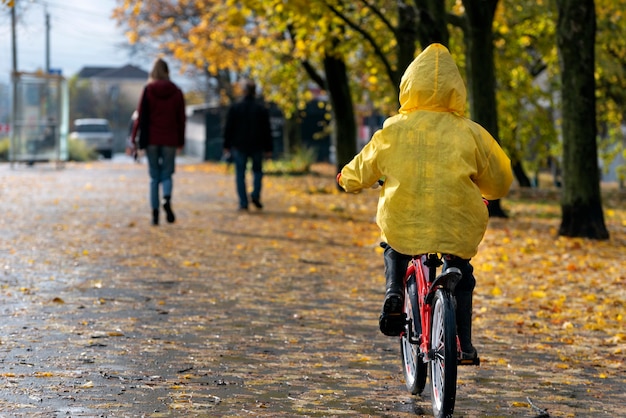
[11,1,17,73]
[45,7,50,73]
[10,0,18,166]
[9,1,51,73]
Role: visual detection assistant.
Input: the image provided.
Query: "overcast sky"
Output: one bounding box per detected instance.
[1,1,192,88]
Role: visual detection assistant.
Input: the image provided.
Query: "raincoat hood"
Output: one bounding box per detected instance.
[399,43,466,115]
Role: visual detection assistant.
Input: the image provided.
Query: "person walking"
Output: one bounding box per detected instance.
[223,80,273,211]
[130,58,186,225]
[337,43,513,360]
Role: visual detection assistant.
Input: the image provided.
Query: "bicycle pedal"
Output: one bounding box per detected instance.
[458,356,480,366]
[379,312,406,322]
[379,312,407,337]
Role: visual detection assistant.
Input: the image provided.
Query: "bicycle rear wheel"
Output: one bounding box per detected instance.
[430,289,457,418]
[400,273,427,395]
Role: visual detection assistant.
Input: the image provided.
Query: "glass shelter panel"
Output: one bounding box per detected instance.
[10,72,69,165]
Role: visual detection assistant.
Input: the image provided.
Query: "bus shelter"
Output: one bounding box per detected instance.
[10,72,69,167]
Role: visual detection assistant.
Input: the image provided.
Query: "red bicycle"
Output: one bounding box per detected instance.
[400,253,480,418]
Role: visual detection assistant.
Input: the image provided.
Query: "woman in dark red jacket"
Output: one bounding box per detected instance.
[131,58,186,225]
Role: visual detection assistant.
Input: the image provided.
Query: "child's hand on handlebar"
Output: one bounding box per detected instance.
[337,173,385,192]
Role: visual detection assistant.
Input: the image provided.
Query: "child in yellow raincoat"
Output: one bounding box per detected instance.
[337,43,513,359]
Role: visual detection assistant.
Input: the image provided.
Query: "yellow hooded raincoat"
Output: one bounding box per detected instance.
[339,43,513,259]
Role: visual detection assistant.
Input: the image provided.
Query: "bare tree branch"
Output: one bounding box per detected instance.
[322,0,396,86]
[357,0,396,34]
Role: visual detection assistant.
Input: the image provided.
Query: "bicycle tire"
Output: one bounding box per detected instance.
[400,273,427,395]
[429,289,457,418]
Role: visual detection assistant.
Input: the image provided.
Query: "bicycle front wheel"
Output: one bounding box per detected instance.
[429,289,457,418]
[400,273,427,395]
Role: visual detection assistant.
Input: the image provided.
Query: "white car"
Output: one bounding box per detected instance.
[69,118,114,159]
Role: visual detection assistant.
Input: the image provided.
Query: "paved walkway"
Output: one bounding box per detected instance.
[0,160,409,417]
[0,160,623,417]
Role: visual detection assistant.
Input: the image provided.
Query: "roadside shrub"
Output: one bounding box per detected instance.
[0,137,8,161]
[0,137,98,162]
[68,138,98,162]
[264,147,316,175]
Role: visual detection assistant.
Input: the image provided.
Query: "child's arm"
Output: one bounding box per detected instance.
[337,133,383,193]
[473,126,513,200]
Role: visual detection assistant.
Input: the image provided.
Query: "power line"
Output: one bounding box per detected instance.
[2,0,134,75]
[39,0,118,20]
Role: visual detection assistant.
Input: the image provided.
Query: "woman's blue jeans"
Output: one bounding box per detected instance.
[146,145,176,210]
[233,149,263,209]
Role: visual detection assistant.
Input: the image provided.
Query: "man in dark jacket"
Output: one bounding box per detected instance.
[223,81,273,210]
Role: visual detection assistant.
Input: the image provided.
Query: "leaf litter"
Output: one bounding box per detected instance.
[0,161,624,417]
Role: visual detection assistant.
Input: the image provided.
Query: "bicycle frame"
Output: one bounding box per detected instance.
[417,254,435,360]
[403,253,481,363]
[405,254,448,361]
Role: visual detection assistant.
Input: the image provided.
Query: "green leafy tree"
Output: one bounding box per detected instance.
[595,0,626,186]
[493,0,559,188]
[68,77,100,122]
[493,0,626,190]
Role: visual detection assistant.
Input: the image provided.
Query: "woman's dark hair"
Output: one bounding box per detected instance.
[149,58,170,81]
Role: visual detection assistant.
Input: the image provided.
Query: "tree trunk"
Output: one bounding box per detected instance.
[416,0,449,48]
[461,0,509,217]
[556,0,608,239]
[394,2,420,92]
[323,53,357,172]
[283,113,302,156]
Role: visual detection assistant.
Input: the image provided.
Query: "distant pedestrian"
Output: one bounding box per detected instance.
[130,58,186,225]
[223,80,273,211]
